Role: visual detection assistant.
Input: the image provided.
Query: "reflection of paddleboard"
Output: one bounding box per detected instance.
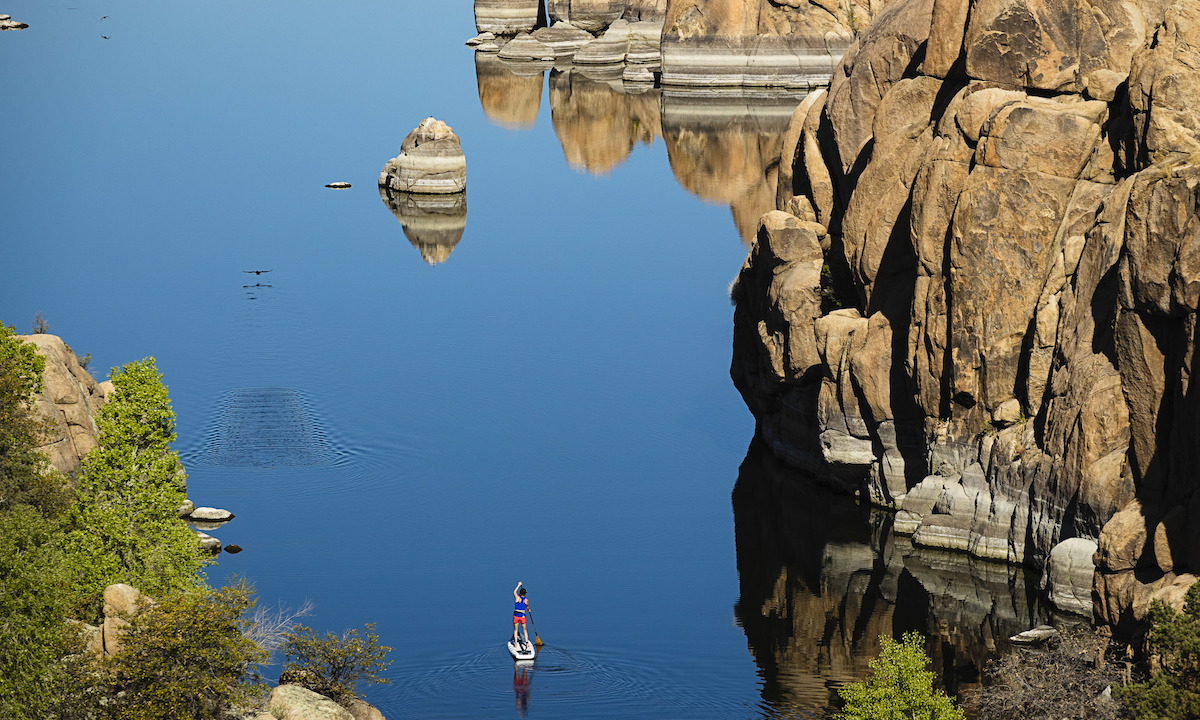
[508,638,536,661]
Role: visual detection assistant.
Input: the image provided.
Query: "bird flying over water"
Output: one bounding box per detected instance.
[243,270,272,275]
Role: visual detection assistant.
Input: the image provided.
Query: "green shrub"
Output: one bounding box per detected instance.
[1117,582,1200,720]
[836,631,964,720]
[281,623,393,704]
[98,581,267,720]
[57,357,208,604]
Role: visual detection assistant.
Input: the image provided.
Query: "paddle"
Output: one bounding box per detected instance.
[526,607,543,647]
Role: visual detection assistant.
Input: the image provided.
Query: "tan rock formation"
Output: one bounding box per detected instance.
[378,118,467,195]
[18,333,109,477]
[659,0,876,89]
[731,0,1200,636]
[474,0,541,35]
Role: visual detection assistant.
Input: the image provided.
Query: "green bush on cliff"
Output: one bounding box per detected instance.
[57,357,208,604]
[96,580,268,720]
[1117,582,1200,720]
[0,325,80,716]
[281,623,393,704]
[835,631,964,720]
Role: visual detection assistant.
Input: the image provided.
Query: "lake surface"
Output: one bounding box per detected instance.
[1,3,1060,717]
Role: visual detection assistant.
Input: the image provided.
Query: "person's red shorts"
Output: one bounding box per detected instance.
[513,614,526,625]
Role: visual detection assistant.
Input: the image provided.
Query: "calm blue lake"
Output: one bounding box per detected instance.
[1,2,1053,717]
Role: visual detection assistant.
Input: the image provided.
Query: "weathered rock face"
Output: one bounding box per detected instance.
[268,684,356,720]
[659,0,877,89]
[379,118,467,195]
[548,0,627,32]
[731,0,1200,634]
[18,333,109,478]
[474,0,542,35]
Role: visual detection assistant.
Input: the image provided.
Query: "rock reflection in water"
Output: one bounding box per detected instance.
[378,187,467,265]
[732,440,1054,717]
[474,53,808,244]
[662,93,799,245]
[548,68,661,175]
[475,53,545,129]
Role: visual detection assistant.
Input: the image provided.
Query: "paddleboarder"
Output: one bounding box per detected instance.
[512,581,531,647]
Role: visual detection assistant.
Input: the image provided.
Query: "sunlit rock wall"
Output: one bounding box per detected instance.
[19,333,109,478]
[731,0,1200,634]
[660,0,884,89]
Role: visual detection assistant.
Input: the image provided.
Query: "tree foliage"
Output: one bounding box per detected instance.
[97,581,268,720]
[836,632,964,720]
[281,623,393,704]
[0,323,69,514]
[1117,582,1200,720]
[58,357,208,604]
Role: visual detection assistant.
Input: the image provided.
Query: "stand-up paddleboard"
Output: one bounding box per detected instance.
[508,638,536,661]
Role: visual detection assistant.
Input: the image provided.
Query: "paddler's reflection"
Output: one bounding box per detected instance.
[513,663,532,717]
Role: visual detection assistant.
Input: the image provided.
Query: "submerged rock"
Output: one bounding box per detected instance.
[379,117,466,195]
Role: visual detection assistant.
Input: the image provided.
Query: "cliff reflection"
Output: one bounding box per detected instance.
[733,440,1052,717]
[475,56,806,244]
[378,187,467,265]
[549,69,661,175]
[475,53,544,130]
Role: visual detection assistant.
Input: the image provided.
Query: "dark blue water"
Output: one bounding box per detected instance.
[1,3,1052,717]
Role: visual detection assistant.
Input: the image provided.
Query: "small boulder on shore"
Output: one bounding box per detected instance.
[188,506,235,523]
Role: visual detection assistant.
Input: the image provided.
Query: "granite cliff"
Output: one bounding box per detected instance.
[730,0,1200,634]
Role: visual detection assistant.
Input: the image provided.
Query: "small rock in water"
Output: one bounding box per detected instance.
[188,506,235,523]
[379,117,467,194]
[466,32,496,47]
[224,544,243,554]
[325,181,351,189]
[0,14,30,30]
[196,532,222,554]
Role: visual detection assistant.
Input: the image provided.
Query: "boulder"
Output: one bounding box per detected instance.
[378,118,467,195]
[1045,537,1099,616]
[188,506,234,523]
[532,21,596,56]
[101,584,148,657]
[473,0,540,35]
[0,14,29,30]
[268,685,355,720]
[1009,625,1058,645]
[547,0,626,33]
[497,32,558,61]
[18,334,109,477]
[196,532,222,553]
[573,19,632,64]
[346,698,386,720]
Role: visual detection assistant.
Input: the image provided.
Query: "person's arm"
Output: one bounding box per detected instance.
[514,581,522,601]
